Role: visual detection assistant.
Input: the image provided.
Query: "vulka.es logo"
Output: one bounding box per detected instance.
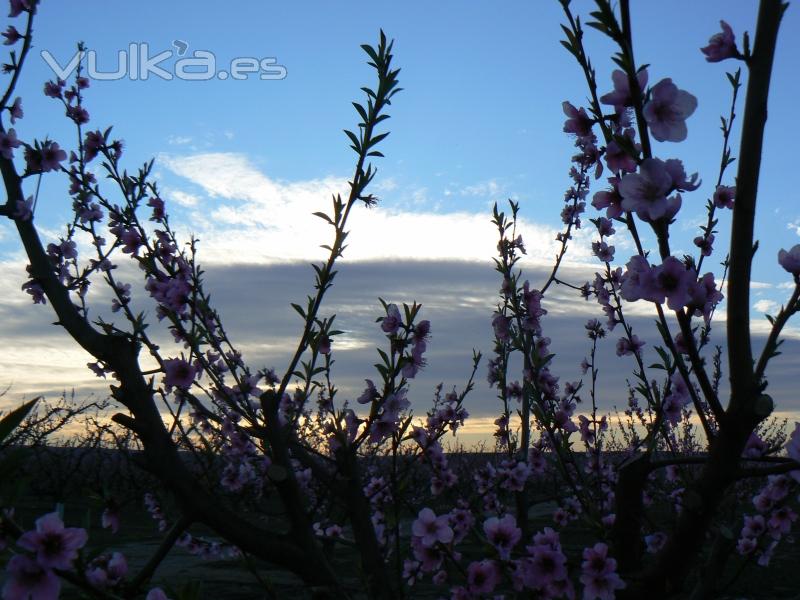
[40,42,288,81]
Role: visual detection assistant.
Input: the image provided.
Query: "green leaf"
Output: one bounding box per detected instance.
[312,211,333,225]
[360,44,379,64]
[0,398,39,444]
[352,101,369,124]
[343,129,361,152]
[366,131,390,148]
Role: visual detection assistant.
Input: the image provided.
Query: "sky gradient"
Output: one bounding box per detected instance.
[1,1,799,445]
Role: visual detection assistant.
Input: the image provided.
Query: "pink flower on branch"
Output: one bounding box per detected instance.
[9,97,22,123]
[381,303,401,334]
[713,184,735,209]
[411,507,453,548]
[163,357,197,391]
[701,20,739,62]
[600,68,649,113]
[0,127,20,159]
[16,512,88,570]
[466,559,500,595]
[1,25,22,45]
[2,554,61,600]
[778,244,800,276]
[618,158,673,221]
[580,542,625,599]
[8,0,32,18]
[562,101,594,138]
[483,513,521,560]
[643,78,697,143]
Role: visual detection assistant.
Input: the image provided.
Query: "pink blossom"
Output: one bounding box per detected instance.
[83,130,104,162]
[483,514,521,559]
[563,101,594,138]
[743,432,767,458]
[119,229,143,255]
[663,371,691,425]
[402,342,426,378]
[17,512,88,570]
[753,492,773,513]
[694,233,714,257]
[600,69,649,112]
[2,25,21,45]
[317,333,331,355]
[592,177,624,219]
[356,379,378,404]
[713,184,735,209]
[664,158,700,191]
[148,196,165,222]
[85,552,128,589]
[615,334,644,357]
[527,544,568,586]
[768,506,797,539]
[785,423,800,482]
[757,541,778,566]
[2,554,60,600]
[467,559,499,594]
[778,244,800,276]
[643,79,697,142]
[654,257,694,311]
[492,311,511,342]
[43,79,64,99]
[101,505,120,533]
[163,357,197,390]
[741,514,766,539]
[737,536,757,555]
[594,217,615,237]
[146,589,171,600]
[381,303,402,334]
[9,97,22,123]
[8,0,31,18]
[686,272,723,320]
[645,531,667,554]
[40,141,67,172]
[0,127,19,159]
[66,104,90,125]
[12,195,32,221]
[592,241,615,262]
[411,507,453,548]
[411,538,444,572]
[603,128,639,175]
[618,158,673,221]
[21,278,45,303]
[701,20,739,62]
[414,319,431,343]
[580,543,625,599]
[618,257,652,303]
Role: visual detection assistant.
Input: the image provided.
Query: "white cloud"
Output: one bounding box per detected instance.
[459,179,503,198]
[167,189,201,207]
[753,299,779,315]
[157,152,586,266]
[167,135,193,145]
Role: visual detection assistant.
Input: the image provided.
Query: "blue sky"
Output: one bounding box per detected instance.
[1,1,799,442]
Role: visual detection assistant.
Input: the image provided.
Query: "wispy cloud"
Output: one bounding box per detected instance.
[753,299,779,315]
[157,152,590,265]
[165,189,202,207]
[166,135,193,146]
